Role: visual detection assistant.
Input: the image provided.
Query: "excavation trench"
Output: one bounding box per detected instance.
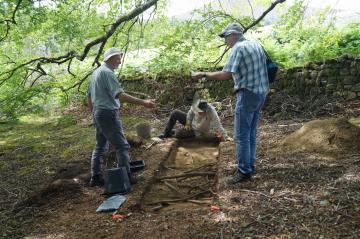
[140,140,219,211]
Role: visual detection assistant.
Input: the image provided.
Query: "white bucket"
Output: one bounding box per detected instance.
[136,123,151,139]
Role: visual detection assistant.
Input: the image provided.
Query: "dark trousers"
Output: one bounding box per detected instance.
[164,110,195,138]
[91,109,131,176]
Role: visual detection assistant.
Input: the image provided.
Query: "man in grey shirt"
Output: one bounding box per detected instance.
[88,47,156,187]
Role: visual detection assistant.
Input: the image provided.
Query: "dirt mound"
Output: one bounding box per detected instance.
[279,118,360,153]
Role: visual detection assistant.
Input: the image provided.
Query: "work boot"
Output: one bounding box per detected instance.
[158,129,175,139]
[232,166,255,175]
[158,133,169,139]
[89,174,105,187]
[227,172,251,185]
[128,173,144,184]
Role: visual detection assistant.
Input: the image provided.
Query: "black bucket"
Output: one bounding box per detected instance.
[104,167,132,195]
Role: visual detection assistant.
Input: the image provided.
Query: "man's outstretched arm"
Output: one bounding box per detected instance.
[191,71,232,81]
[118,92,156,108]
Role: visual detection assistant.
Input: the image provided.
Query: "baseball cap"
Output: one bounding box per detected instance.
[103,47,123,61]
[218,23,244,38]
[191,99,208,113]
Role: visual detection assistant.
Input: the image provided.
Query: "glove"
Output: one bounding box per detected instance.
[225,136,233,142]
[216,133,224,141]
[184,124,191,131]
[216,133,233,142]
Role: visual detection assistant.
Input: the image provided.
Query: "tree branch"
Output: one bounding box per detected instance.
[118,18,138,74]
[76,0,158,61]
[63,70,94,92]
[67,58,75,77]
[0,51,76,87]
[0,0,158,88]
[30,74,44,87]
[202,12,245,29]
[156,172,215,180]
[0,0,24,41]
[210,0,286,67]
[246,0,255,19]
[243,0,286,32]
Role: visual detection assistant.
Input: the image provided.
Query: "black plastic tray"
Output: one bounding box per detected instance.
[130,160,145,172]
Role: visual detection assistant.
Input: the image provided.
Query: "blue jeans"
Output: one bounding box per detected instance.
[234,89,266,175]
[91,109,131,176]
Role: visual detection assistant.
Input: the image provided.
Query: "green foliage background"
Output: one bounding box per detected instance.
[0,0,359,119]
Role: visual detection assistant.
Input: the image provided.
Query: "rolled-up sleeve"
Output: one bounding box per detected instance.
[209,107,227,138]
[186,109,194,125]
[104,71,124,98]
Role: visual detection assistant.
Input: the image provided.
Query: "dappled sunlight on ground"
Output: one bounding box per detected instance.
[18,114,58,125]
[24,233,66,239]
[349,116,360,127]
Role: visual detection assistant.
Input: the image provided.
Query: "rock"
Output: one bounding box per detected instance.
[126,134,144,147]
[351,83,360,92]
[345,91,357,100]
[326,83,336,91]
[320,200,329,206]
[344,85,352,90]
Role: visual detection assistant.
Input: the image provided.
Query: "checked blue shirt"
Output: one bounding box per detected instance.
[223,38,269,95]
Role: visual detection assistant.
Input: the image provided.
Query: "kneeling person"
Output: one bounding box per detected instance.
[160,100,229,141]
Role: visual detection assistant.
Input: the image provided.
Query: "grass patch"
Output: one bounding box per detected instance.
[56,114,78,128]
[0,113,94,237]
[121,116,150,127]
[0,111,155,237]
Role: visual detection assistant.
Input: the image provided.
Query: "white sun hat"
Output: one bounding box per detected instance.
[103,47,123,61]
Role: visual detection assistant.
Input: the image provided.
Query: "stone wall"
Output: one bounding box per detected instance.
[122,54,360,105]
[274,54,360,99]
[122,74,235,106]
[122,75,197,107]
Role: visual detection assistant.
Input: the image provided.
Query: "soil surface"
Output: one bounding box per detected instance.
[22,118,360,239]
[1,98,360,239]
[279,118,360,153]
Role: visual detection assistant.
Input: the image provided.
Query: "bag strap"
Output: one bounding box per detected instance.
[259,43,271,60]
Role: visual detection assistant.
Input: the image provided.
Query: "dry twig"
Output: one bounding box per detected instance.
[156,172,215,180]
[147,190,211,205]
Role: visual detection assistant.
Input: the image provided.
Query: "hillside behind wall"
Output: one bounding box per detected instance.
[122,54,360,106]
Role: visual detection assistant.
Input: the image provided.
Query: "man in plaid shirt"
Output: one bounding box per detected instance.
[192,23,269,184]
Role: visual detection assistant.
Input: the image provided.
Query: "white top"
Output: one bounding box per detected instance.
[186,104,227,138]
